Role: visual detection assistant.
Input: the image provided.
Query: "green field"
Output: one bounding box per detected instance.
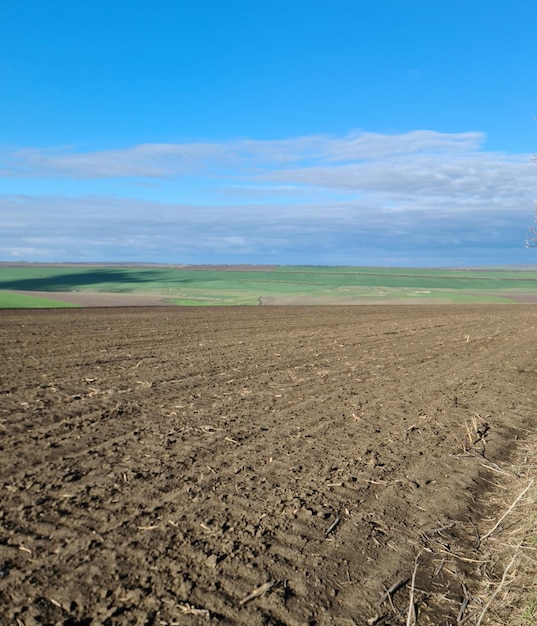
[0,291,80,308]
[0,264,536,307]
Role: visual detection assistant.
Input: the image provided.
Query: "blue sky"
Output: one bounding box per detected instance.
[1,0,536,266]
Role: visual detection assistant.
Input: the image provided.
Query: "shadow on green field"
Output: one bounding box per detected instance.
[0,269,189,292]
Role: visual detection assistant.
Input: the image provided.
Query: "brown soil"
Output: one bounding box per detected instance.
[494,293,537,303]
[258,296,464,305]
[8,291,174,307]
[183,265,279,272]
[1,305,536,625]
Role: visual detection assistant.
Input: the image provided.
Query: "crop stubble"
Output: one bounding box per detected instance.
[1,305,536,624]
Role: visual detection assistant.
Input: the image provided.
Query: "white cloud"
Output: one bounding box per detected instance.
[264,154,535,202]
[0,130,500,180]
[1,129,535,265]
[0,191,532,265]
[320,130,486,161]
[1,143,229,179]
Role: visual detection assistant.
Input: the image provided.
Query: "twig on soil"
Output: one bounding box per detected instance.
[456,583,470,624]
[378,578,409,606]
[363,478,403,486]
[479,480,533,544]
[435,548,486,564]
[200,425,224,433]
[225,436,240,445]
[433,557,445,577]
[465,418,477,445]
[406,553,420,626]
[479,476,508,490]
[459,450,508,474]
[422,522,455,536]
[239,580,279,606]
[478,458,508,475]
[457,597,469,624]
[324,516,341,539]
[178,602,210,617]
[472,523,481,550]
[498,541,537,551]
[368,612,405,626]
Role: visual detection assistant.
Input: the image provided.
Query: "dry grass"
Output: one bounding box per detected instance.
[405,420,537,625]
[466,441,537,625]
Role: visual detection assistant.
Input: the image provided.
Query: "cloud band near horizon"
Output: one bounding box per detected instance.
[1,130,535,266]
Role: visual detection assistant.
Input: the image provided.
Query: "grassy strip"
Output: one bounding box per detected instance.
[0,291,79,308]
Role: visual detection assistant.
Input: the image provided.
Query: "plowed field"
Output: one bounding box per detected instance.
[1,306,536,625]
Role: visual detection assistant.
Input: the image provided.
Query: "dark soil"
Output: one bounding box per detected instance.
[7,291,174,307]
[1,305,536,625]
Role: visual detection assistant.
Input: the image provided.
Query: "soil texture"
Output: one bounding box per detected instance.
[1,305,536,625]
